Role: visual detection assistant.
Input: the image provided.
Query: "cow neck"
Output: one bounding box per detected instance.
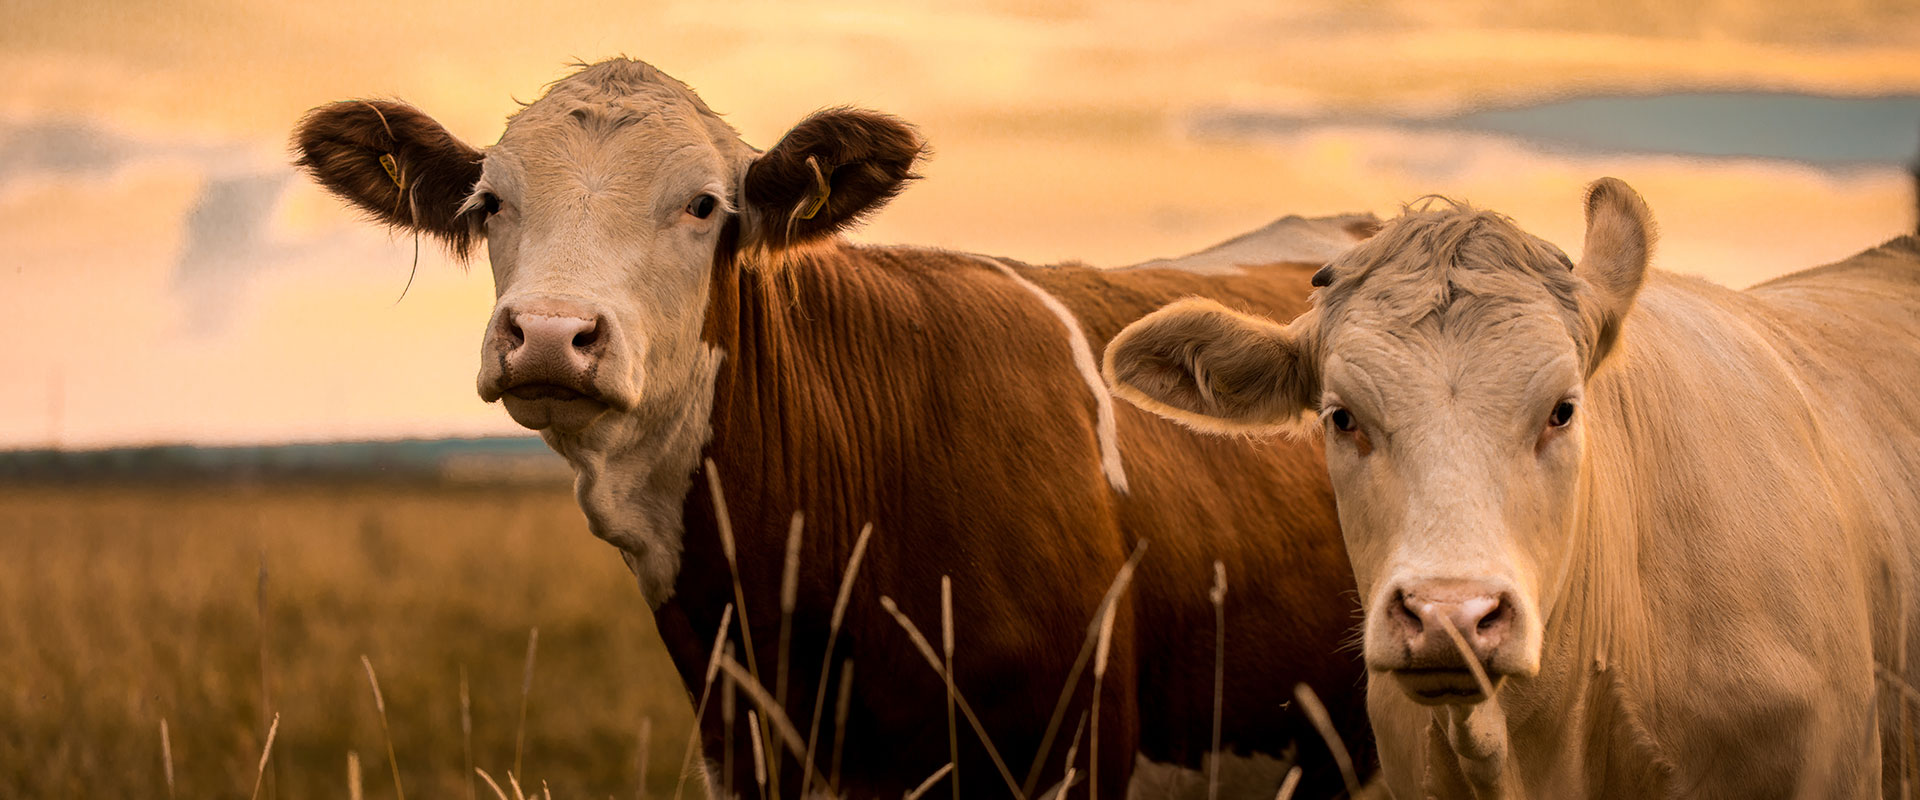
[674,237,896,634]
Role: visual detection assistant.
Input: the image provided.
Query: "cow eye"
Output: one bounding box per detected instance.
[480,192,502,216]
[1548,401,1576,428]
[1328,408,1357,433]
[686,193,719,219]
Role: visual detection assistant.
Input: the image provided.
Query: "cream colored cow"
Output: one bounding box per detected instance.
[1107,178,1920,798]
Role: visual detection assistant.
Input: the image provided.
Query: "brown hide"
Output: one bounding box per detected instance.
[656,235,1369,798]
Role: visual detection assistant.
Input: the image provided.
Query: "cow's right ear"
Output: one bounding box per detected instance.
[293,101,486,258]
[1103,298,1317,435]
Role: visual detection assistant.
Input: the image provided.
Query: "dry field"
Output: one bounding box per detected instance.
[0,480,696,799]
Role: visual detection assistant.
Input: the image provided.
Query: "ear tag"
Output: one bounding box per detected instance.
[797,155,831,220]
[378,153,406,191]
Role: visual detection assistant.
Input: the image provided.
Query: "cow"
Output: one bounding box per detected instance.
[1105,177,1920,798]
[293,58,1377,799]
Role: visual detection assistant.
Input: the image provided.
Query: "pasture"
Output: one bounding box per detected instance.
[0,479,696,799]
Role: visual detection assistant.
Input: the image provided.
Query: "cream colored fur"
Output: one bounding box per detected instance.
[1109,178,1920,798]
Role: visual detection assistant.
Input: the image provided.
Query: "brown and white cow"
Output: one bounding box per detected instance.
[1107,178,1920,798]
[294,59,1375,798]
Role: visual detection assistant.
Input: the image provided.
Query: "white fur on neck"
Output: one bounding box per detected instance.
[545,343,725,608]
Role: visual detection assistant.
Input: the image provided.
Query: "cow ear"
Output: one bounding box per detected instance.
[740,108,925,254]
[1575,177,1656,374]
[293,100,486,258]
[1104,298,1318,435]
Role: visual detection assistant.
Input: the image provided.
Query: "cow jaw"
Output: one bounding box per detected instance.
[502,391,613,433]
[546,343,725,607]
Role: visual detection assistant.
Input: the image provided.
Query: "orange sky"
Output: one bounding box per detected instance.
[2,1,1917,447]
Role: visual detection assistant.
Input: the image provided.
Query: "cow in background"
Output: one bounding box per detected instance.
[1109,178,1920,797]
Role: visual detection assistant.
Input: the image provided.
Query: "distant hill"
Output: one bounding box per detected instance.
[0,437,572,485]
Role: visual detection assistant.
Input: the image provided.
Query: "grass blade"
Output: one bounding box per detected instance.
[160,718,175,800]
[942,576,959,800]
[1274,765,1303,800]
[1021,541,1148,797]
[830,659,855,793]
[704,460,764,686]
[361,654,406,800]
[514,627,540,781]
[799,522,875,799]
[476,768,511,800]
[672,603,734,800]
[1434,614,1496,701]
[1292,682,1360,796]
[257,552,275,800]
[771,511,804,800]
[878,595,1024,799]
[1089,576,1121,800]
[248,712,280,800]
[461,665,476,800]
[776,511,803,711]
[748,709,768,800]
[904,763,954,800]
[1208,560,1227,800]
[723,643,736,798]
[713,655,832,790]
[704,460,772,794]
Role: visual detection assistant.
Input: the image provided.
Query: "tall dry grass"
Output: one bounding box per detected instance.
[0,482,694,799]
[0,480,1369,799]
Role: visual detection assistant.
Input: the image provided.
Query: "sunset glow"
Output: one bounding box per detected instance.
[3,0,1916,447]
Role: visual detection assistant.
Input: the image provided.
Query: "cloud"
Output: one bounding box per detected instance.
[0,119,140,183]
[1188,93,1920,174]
[0,117,310,335]
[171,170,295,334]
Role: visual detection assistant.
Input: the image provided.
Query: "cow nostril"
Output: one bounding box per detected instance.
[506,318,526,347]
[1392,590,1424,633]
[1478,600,1508,632]
[571,325,599,350]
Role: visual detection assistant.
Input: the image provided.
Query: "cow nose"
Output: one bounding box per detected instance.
[510,312,599,357]
[490,300,608,385]
[1390,581,1512,665]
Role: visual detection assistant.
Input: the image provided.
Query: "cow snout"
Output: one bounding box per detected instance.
[502,308,603,381]
[480,297,627,432]
[1374,578,1526,704]
[1391,582,1511,665]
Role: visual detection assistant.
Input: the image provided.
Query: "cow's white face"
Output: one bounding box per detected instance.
[1106,178,1654,705]
[466,85,750,436]
[294,59,923,604]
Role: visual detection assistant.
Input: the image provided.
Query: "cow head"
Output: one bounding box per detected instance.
[293,59,924,603]
[1106,179,1654,705]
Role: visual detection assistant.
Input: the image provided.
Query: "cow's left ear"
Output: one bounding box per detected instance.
[740,108,925,253]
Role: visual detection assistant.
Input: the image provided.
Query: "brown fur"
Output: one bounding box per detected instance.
[668,242,1372,798]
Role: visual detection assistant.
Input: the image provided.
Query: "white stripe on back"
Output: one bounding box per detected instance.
[972,255,1130,494]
